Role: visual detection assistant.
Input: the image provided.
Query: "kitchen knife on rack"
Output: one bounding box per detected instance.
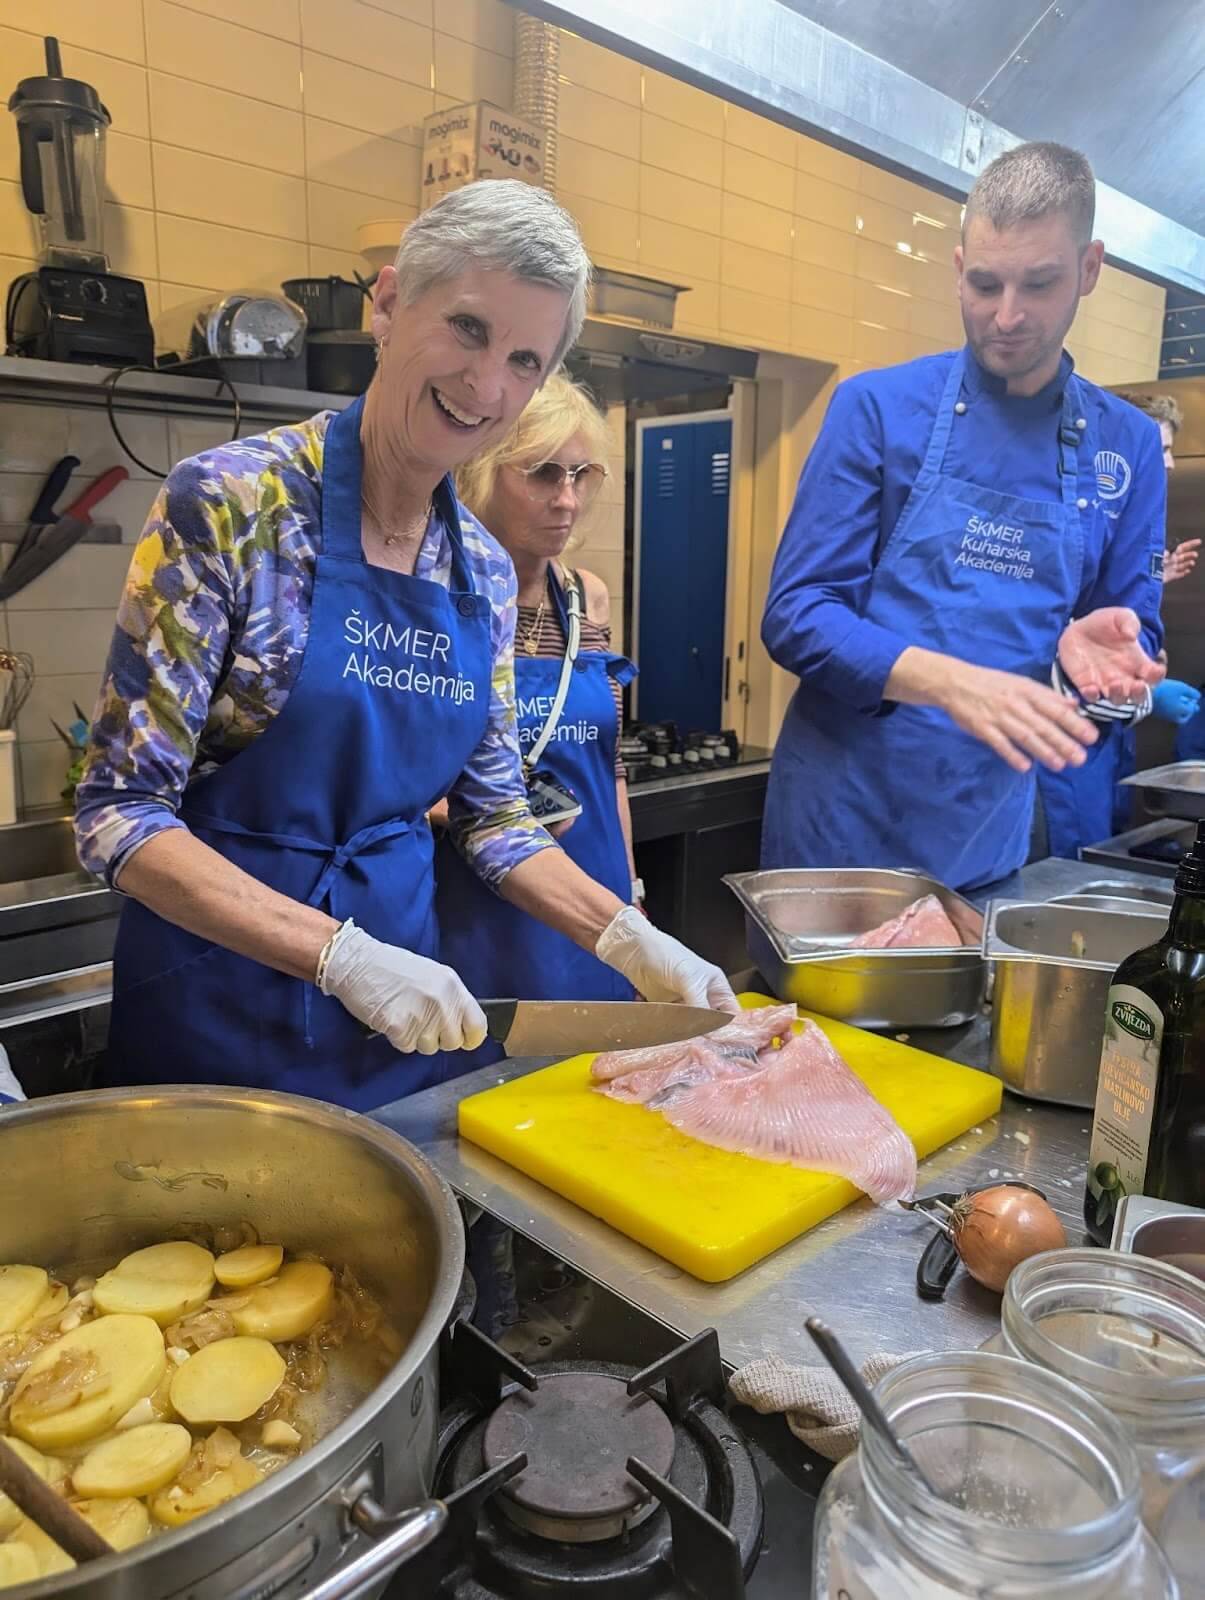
[480,999,728,1058]
[0,466,128,603]
[9,454,80,568]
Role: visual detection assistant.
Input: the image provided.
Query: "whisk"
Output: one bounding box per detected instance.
[0,651,34,730]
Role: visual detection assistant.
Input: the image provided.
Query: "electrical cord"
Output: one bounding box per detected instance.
[4,274,36,356]
[101,359,242,478]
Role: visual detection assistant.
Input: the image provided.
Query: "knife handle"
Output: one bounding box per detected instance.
[481,999,516,1043]
[64,466,128,523]
[28,454,79,525]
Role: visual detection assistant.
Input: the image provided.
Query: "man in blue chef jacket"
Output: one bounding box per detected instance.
[761,142,1167,894]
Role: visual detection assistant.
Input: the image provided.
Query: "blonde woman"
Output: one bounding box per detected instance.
[435,375,639,1049]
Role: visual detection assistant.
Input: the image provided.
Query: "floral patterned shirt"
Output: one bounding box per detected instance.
[75,411,554,889]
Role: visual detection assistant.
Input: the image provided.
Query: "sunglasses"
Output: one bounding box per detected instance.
[515,460,608,504]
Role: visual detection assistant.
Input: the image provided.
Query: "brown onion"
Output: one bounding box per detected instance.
[949,1185,1066,1292]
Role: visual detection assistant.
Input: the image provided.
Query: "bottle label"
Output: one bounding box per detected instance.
[1086,983,1163,1237]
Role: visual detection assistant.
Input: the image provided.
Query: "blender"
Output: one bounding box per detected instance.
[6,36,154,367]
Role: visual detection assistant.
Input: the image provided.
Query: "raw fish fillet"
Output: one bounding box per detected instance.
[601,1040,759,1108]
[590,1004,798,1083]
[663,1023,917,1203]
[851,894,962,950]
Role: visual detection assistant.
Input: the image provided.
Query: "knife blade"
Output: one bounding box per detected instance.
[0,466,128,603]
[481,999,728,1058]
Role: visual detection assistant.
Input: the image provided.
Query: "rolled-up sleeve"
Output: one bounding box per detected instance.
[761,378,912,712]
[1077,415,1166,661]
[446,558,555,889]
[74,462,236,885]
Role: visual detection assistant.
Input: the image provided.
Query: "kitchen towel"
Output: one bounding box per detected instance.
[729,1351,922,1461]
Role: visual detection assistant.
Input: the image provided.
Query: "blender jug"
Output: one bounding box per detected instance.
[9,36,110,269]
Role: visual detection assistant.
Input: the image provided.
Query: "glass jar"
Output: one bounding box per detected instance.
[812,1351,1176,1598]
[1000,1248,1205,1590]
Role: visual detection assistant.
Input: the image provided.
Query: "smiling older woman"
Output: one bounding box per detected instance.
[75,181,734,1110]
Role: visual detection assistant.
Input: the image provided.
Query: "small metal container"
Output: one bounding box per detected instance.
[724,867,985,1029]
[984,902,1168,1107]
[1112,1195,1205,1283]
[1121,760,1205,821]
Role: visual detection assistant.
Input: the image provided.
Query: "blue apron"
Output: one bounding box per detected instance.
[436,569,636,1066]
[1036,727,1125,859]
[106,396,493,1109]
[763,352,1086,892]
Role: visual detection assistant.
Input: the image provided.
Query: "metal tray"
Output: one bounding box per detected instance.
[983,901,1169,1107]
[1112,1195,1205,1283]
[723,867,986,1029]
[1121,761,1205,821]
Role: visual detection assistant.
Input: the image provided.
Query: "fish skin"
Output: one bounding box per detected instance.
[850,894,962,950]
[662,1022,917,1204]
[589,1004,798,1083]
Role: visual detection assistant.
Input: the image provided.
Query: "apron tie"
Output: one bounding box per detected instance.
[183,807,419,1048]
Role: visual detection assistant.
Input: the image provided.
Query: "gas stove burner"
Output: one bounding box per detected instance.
[482,1371,676,1542]
[407,1325,763,1599]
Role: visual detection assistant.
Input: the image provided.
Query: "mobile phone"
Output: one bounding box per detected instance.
[526,769,583,827]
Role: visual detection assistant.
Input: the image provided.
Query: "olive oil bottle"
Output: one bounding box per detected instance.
[1084,820,1205,1244]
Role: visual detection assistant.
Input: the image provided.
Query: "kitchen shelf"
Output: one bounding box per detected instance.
[0,354,354,426]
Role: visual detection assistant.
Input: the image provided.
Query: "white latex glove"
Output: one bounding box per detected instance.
[596,907,739,1012]
[319,920,487,1055]
[0,1043,25,1103]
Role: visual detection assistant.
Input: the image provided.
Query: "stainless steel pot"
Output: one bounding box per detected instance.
[0,1086,465,1599]
[984,902,1168,1108]
[725,867,986,1028]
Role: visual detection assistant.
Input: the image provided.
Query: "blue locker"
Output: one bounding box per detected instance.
[637,416,732,731]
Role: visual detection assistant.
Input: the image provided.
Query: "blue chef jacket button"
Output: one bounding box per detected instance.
[953,401,967,415]
[458,597,476,617]
[1075,417,1087,429]
[1076,497,1089,509]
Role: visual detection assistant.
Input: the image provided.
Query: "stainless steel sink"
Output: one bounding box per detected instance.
[0,814,83,883]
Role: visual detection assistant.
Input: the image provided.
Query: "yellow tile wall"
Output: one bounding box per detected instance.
[0,4,1166,382]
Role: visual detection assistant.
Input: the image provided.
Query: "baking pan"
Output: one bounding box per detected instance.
[724,867,985,1029]
[984,901,1169,1107]
[1120,761,1205,821]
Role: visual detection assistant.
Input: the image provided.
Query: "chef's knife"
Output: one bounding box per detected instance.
[0,466,128,603]
[480,999,728,1058]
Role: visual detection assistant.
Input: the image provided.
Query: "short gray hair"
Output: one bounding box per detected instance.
[964,142,1096,248]
[394,179,591,371]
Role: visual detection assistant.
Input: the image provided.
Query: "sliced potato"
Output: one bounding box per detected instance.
[10,1314,166,1450]
[72,1422,192,1498]
[7,1499,149,1578]
[0,1266,49,1334]
[0,1439,67,1538]
[5,1520,72,1579]
[150,1448,262,1526]
[75,1496,151,1549]
[229,1262,333,1343]
[21,1282,69,1330]
[170,1336,285,1424]
[93,1243,215,1328]
[0,1543,39,1590]
[214,1244,283,1289]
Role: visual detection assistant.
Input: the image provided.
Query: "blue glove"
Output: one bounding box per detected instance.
[1152,679,1202,726]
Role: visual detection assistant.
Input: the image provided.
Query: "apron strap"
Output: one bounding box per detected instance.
[523,571,583,776]
[181,806,418,913]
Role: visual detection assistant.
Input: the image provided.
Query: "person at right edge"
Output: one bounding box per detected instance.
[761,142,1166,897]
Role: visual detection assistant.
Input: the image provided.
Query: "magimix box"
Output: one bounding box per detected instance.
[420,102,546,210]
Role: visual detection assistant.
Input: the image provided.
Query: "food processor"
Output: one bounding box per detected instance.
[6,36,154,367]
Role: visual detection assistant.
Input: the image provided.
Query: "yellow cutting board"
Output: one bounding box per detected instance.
[457,995,1002,1282]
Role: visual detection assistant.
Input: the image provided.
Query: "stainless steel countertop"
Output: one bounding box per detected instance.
[374,856,1160,1369]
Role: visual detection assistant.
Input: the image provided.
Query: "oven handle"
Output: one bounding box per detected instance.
[297,1495,447,1600]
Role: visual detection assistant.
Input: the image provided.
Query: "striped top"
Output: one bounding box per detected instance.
[516,569,626,779]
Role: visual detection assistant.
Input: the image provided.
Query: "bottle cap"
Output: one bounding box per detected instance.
[1173,819,1205,894]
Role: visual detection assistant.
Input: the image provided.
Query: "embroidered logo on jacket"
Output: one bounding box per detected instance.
[1094,449,1132,500]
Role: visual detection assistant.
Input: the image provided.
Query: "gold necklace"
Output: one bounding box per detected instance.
[518,593,547,655]
[362,493,433,550]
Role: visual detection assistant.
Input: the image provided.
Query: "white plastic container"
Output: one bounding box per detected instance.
[0,729,18,827]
